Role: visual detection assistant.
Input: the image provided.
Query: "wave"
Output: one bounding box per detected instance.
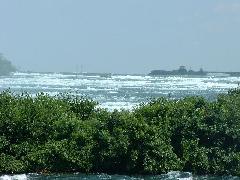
[1,72,240,110]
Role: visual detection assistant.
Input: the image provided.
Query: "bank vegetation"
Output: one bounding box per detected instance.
[1,89,240,176]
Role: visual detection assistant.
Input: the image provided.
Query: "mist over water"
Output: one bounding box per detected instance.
[0,72,239,111]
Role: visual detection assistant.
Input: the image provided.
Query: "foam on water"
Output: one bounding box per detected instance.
[0,171,195,179]
[1,171,240,179]
[100,101,138,111]
[0,72,240,110]
[0,174,27,180]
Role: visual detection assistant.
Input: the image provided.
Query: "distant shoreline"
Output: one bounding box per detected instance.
[11,70,240,77]
[149,66,240,77]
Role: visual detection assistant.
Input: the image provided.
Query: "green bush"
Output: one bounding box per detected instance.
[1,89,240,176]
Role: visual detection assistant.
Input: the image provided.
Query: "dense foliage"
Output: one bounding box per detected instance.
[0,54,16,75]
[1,89,240,176]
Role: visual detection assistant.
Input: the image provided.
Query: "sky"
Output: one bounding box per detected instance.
[0,0,240,74]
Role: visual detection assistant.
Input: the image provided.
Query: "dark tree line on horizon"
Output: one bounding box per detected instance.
[0,54,16,76]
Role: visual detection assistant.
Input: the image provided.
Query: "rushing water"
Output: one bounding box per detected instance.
[1,72,240,179]
[0,72,239,111]
[1,171,240,180]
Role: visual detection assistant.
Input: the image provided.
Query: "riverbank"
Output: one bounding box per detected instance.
[1,89,240,176]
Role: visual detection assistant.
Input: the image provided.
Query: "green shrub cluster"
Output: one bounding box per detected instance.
[1,89,240,176]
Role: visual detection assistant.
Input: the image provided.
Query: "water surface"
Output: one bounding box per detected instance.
[0,72,239,111]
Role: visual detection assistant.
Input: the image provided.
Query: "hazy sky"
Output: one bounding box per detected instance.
[1,0,240,74]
